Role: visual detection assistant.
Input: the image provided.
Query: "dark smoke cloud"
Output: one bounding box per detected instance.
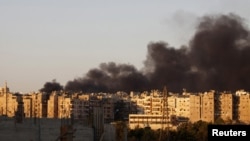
[65,62,149,93]
[144,42,190,91]
[40,79,63,93]
[189,13,250,91]
[61,13,250,93]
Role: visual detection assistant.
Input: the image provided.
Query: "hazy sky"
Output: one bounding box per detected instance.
[1,0,250,93]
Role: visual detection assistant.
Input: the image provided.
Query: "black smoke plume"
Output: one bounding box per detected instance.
[61,13,250,93]
[65,62,149,93]
[188,14,250,91]
[40,79,63,93]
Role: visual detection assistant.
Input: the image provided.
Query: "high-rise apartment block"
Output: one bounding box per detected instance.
[215,91,233,121]
[189,91,215,123]
[0,82,18,117]
[236,90,250,123]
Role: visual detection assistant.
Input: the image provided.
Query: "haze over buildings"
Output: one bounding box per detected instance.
[1,0,250,93]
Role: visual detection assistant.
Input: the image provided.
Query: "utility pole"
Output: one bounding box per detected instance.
[5,81,8,116]
[159,86,169,141]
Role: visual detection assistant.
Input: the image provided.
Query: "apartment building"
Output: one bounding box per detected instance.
[58,94,72,119]
[201,91,215,123]
[215,92,233,121]
[31,92,47,118]
[72,94,90,120]
[22,96,32,117]
[47,91,59,118]
[0,82,18,117]
[130,90,163,115]
[102,97,114,123]
[129,114,167,130]
[189,93,200,123]
[93,107,104,141]
[235,90,250,123]
[189,91,215,123]
[71,94,115,123]
[131,95,145,114]
[129,90,174,130]
[175,94,190,119]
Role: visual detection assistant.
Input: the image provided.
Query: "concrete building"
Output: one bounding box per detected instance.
[93,107,104,141]
[102,97,114,123]
[201,91,215,123]
[47,91,59,118]
[22,96,32,118]
[215,92,233,122]
[58,94,72,119]
[236,90,250,123]
[72,94,90,120]
[129,90,177,130]
[0,82,18,117]
[30,92,47,118]
[189,91,215,123]
[175,94,190,119]
[129,114,163,129]
[128,114,176,130]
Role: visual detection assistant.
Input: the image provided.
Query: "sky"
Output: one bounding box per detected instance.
[1,0,250,93]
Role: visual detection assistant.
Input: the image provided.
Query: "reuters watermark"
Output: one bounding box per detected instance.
[208,124,250,140]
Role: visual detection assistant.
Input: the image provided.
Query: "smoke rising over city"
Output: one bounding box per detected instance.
[41,13,250,93]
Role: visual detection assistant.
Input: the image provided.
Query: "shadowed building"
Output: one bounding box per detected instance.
[215,92,233,122]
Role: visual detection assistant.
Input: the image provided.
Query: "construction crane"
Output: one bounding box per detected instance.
[159,86,169,141]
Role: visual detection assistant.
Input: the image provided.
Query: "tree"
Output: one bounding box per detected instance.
[176,121,208,141]
[115,121,127,141]
[128,127,157,141]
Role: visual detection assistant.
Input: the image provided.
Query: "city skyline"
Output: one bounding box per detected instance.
[1,0,250,93]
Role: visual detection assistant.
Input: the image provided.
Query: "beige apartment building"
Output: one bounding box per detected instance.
[131,94,145,114]
[189,93,201,123]
[130,90,164,115]
[47,92,72,119]
[189,91,215,123]
[47,91,59,118]
[0,82,18,117]
[58,94,72,118]
[235,90,250,123]
[9,92,48,118]
[129,90,177,130]
[22,97,32,117]
[175,94,190,119]
[31,92,47,118]
[215,92,233,122]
